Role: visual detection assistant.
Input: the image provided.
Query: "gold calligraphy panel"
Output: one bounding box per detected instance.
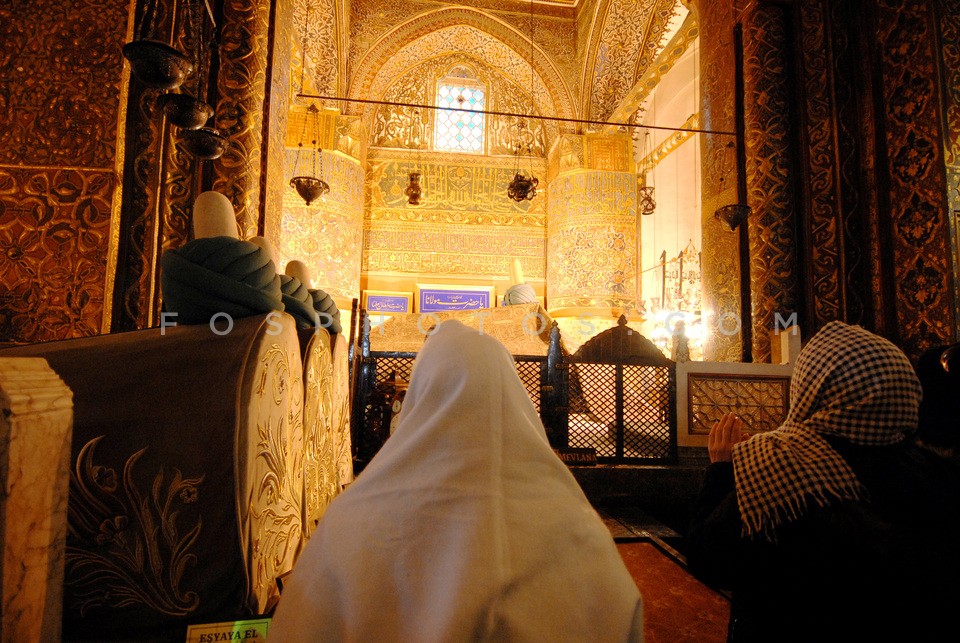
[364,151,546,280]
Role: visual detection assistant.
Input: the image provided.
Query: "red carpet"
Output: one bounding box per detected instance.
[617,542,729,643]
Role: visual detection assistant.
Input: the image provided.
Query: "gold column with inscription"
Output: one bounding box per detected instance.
[546,133,639,327]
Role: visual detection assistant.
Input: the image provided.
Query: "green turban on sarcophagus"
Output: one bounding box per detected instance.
[280,274,317,330]
[502,283,538,306]
[160,236,283,325]
[310,288,342,335]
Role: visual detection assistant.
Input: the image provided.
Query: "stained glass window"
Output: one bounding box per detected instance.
[435,79,485,153]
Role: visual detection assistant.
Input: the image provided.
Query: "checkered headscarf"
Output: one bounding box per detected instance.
[732,321,922,541]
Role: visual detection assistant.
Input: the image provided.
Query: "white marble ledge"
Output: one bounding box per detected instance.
[0,358,74,414]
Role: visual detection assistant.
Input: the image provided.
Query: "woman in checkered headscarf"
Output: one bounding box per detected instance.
[686,321,960,643]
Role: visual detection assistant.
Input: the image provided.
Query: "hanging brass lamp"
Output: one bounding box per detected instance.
[289,104,330,205]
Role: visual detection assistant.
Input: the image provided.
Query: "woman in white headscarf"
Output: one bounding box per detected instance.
[269,319,644,642]
[687,321,960,643]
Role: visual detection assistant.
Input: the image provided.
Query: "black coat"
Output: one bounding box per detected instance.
[687,438,960,643]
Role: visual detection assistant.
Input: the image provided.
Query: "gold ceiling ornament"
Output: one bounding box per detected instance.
[508,1,540,203]
[405,108,424,206]
[290,103,330,206]
[638,130,656,216]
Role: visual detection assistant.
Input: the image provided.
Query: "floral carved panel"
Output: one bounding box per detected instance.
[876,0,956,358]
[0,168,114,342]
[213,0,271,239]
[697,0,741,362]
[0,0,129,168]
[742,4,800,363]
[586,0,678,123]
[797,1,843,328]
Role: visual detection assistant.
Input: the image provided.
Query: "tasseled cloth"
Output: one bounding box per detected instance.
[280,274,317,330]
[310,289,342,335]
[731,321,921,541]
[160,236,282,325]
[502,283,537,306]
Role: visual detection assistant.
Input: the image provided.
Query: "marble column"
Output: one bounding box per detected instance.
[0,358,73,643]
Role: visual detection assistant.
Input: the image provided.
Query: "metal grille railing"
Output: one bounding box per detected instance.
[349,311,676,469]
[514,357,544,413]
[566,360,675,463]
[373,355,416,385]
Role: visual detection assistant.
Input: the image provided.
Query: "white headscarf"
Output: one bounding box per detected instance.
[732,321,922,540]
[269,319,644,642]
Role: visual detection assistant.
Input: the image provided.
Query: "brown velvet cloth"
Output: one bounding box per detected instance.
[1,314,305,641]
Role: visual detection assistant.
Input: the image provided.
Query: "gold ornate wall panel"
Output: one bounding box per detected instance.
[546,170,638,311]
[264,0,295,246]
[0,0,131,342]
[369,54,548,157]
[280,151,364,281]
[286,105,339,150]
[584,0,679,123]
[697,0,741,362]
[334,114,366,162]
[742,4,801,363]
[364,149,546,280]
[603,13,699,131]
[548,133,586,183]
[0,168,115,342]
[279,150,365,302]
[873,0,957,357]
[348,8,576,127]
[349,1,578,101]
[363,26,562,126]
[212,0,271,239]
[293,0,340,100]
[796,1,844,328]
[586,133,633,173]
[936,0,960,339]
[0,1,128,168]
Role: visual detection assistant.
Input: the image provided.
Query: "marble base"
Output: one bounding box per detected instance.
[0,358,73,643]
